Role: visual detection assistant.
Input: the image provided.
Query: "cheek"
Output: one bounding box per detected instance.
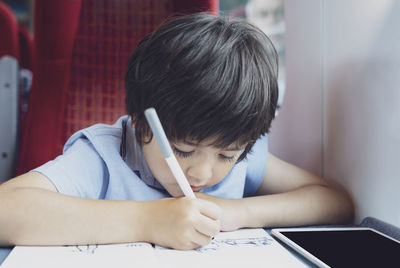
[150,156,168,176]
[210,162,237,185]
[153,158,177,184]
[142,143,172,182]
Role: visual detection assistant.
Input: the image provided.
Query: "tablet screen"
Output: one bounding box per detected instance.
[272,228,400,268]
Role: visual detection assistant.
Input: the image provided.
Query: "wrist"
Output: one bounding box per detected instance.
[219,198,249,231]
[234,198,251,229]
[125,200,154,243]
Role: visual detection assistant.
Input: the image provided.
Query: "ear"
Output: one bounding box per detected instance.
[143,127,154,144]
[131,114,137,127]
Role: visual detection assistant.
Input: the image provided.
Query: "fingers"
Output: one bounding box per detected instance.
[174,232,211,250]
[174,198,221,250]
[196,198,222,221]
[147,197,221,250]
[171,217,218,250]
[192,198,221,237]
[191,230,214,248]
[194,212,220,238]
[191,199,221,248]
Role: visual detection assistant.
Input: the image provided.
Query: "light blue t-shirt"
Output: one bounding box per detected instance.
[33,116,269,201]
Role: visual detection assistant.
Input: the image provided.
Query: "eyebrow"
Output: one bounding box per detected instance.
[182,140,198,146]
[223,146,245,152]
[181,140,244,151]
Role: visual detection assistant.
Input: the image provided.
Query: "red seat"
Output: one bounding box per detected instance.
[18,24,33,70]
[0,2,19,59]
[17,0,218,174]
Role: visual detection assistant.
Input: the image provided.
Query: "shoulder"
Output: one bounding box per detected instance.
[246,135,269,172]
[33,137,108,198]
[243,135,269,196]
[63,115,129,156]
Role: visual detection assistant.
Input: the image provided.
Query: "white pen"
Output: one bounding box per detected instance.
[144,108,196,198]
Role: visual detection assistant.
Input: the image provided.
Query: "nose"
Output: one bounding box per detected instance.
[186,159,213,184]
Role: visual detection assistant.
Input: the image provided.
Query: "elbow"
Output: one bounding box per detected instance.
[326,183,355,225]
[340,190,355,224]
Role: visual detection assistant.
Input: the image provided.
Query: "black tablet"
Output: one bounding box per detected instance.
[271,227,400,268]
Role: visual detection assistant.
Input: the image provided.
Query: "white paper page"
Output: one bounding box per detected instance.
[1,229,308,268]
[1,242,160,268]
[154,228,309,268]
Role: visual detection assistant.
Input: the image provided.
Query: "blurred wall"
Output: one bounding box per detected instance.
[269,0,323,177]
[269,0,400,227]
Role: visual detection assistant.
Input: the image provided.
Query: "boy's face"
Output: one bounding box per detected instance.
[141,135,245,197]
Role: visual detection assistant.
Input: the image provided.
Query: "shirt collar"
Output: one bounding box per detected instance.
[124,116,165,191]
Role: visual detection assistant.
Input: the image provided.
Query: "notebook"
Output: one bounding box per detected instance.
[1,228,308,268]
[272,227,400,268]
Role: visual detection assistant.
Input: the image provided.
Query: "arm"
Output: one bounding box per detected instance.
[197,153,354,231]
[0,172,220,250]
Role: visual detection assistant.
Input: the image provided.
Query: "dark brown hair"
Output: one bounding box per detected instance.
[125,12,278,160]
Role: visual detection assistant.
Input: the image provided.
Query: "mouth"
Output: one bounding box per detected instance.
[190,185,203,192]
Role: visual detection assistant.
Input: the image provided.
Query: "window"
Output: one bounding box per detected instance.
[220,0,285,110]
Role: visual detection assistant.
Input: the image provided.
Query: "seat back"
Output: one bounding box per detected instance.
[0,2,19,59]
[17,0,218,174]
[18,25,33,70]
[62,0,174,145]
[0,2,20,180]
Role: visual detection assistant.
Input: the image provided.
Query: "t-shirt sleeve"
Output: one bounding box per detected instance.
[243,135,269,197]
[31,138,108,199]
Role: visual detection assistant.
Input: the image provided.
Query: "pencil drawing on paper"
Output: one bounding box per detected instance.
[66,235,274,255]
[194,236,274,253]
[69,242,149,255]
[71,245,99,254]
[155,236,274,253]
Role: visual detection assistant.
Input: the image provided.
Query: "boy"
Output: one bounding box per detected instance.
[0,13,353,250]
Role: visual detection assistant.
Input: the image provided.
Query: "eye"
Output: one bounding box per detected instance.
[219,154,236,163]
[172,146,193,158]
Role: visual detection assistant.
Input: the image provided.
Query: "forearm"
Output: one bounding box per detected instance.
[240,185,354,228]
[0,187,146,246]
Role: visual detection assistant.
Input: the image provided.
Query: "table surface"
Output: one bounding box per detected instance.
[2,218,398,266]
